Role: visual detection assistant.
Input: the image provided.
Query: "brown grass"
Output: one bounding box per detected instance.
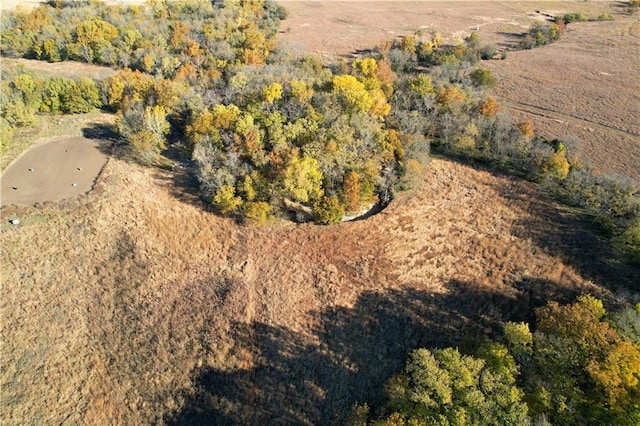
[1,1,639,423]
[1,58,117,81]
[2,157,637,424]
[484,17,640,180]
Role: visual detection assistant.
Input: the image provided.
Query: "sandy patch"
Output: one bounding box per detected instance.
[0,137,110,207]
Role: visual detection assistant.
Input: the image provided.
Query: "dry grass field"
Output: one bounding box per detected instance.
[2,157,638,424]
[1,1,639,424]
[485,16,640,181]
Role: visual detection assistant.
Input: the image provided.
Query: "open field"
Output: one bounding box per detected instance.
[3,157,637,424]
[485,17,640,181]
[279,1,640,180]
[1,1,639,424]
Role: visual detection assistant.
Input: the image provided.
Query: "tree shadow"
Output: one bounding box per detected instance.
[488,177,640,295]
[81,123,120,158]
[166,279,565,425]
[82,122,120,143]
[495,31,527,49]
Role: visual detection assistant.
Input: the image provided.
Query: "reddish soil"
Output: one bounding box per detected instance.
[0,137,110,207]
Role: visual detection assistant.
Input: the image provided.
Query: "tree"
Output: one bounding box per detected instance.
[333,75,373,114]
[263,82,283,104]
[385,347,528,425]
[543,140,570,180]
[243,201,271,223]
[214,184,242,214]
[73,19,119,63]
[118,104,169,164]
[313,196,344,225]
[284,155,324,203]
[61,78,102,113]
[469,68,495,88]
[342,171,361,213]
[527,295,640,424]
[479,96,500,118]
[436,85,466,112]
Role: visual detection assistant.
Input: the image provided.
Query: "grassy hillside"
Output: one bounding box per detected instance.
[2,157,637,424]
[1,1,639,423]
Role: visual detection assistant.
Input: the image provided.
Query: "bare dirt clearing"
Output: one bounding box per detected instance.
[0,136,110,207]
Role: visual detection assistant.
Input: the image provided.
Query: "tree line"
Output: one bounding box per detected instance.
[1,0,638,260]
[353,297,640,425]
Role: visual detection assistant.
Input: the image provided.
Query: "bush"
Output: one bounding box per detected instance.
[469,68,496,88]
[561,12,586,24]
[617,218,640,263]
[243,201,271,223]
[313,196,344,225]
[479,44,497,60]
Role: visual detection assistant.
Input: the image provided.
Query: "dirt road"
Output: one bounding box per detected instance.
[0,137,110,207]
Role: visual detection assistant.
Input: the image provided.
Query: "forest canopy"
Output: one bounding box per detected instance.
[356,297,640,425]
[1,0,639,257]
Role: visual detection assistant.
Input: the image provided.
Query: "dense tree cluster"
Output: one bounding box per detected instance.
[1,2,638,254]
[355,297,640,425]
[0,0,285,74]
[0,65,102,128]
[187,56,406,223]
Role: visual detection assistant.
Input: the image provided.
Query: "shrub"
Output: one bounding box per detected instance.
[243,201,271,223]
[469,68,496,88]
[341,171,362,213]
[561,12,586,24]
[542,142,570,180]
[479,44,497,60]
[313,196,344,225]
[617,218,640,263]
[214,184,242,215]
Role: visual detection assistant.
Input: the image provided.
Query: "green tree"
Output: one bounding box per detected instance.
[313,196,344,225]
[283,155,324,203]
[469,68,496,88]
[385,347,528,425]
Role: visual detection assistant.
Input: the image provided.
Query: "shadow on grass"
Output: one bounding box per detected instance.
[431,151,640,296]
[165,280,569,425]
[82,122,119,142]
[489,177,640,295]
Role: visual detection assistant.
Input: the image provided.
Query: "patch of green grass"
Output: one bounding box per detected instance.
[1,111,113,170]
